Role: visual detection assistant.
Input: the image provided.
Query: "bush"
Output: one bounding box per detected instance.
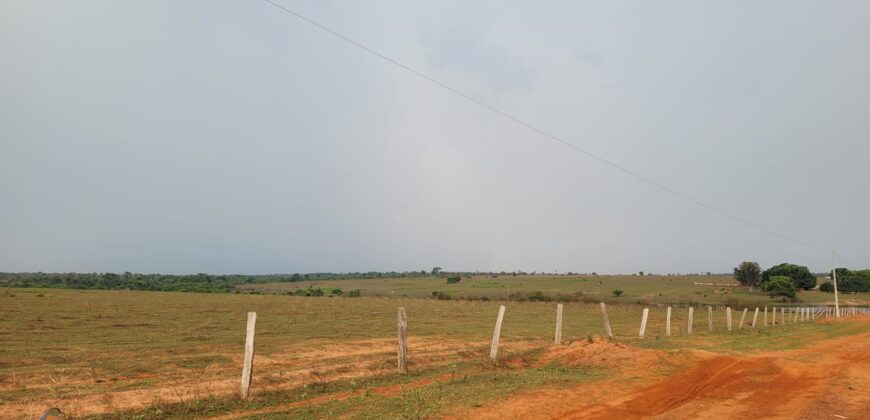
[819,282,834,293]
[347,289,361,297]
[446,276,461,284]
[431,291,451,300]
[612,289,624,297]
[764,276,796,301]
[762,263,816,290]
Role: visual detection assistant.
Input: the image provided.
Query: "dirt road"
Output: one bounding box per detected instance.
[468,317,870,419]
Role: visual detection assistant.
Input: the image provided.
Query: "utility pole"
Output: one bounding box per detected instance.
[832,251,840,318]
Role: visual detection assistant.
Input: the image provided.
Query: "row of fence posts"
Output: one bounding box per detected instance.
[236,304,867,398]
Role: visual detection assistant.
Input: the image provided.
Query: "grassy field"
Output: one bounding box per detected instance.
[1,286,867,418]
[236,274,870,307]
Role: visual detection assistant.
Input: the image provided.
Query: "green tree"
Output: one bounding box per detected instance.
[819,282,834,293]
[431,267,442,275]
[733,261,761,290]
[612,289,624,297]
[762,263,816,290]
[763,276,796,300]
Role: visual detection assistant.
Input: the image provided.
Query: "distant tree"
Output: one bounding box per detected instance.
[446,275,461,284]
[819,282,834,293]
[431,267,442,275]
[762,263,816,290]
[612,289,624,297]
[733,261,761,290]
[763,276,796,301]
[638,271,644,276]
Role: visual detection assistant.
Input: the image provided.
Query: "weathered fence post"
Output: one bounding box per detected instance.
[726,307,732,332]
[397,307,408,374]
[600,302,613,340]
[738,308,748,330]
[240,311,256,399]
[751,308,759,328]
[639,308,649,338]
[666,306,672,337]
[687,307,694,335]
[490,305,506,359]
[554,304,563,345]
[772,307,777,325]
[763,307,768,327]
[708,306,713,332]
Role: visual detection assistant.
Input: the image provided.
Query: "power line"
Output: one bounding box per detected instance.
[262,0,834,253]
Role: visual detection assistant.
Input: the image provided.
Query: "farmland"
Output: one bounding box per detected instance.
[1,284,868,418]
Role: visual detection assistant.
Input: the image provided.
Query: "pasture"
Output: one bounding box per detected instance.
[1,286,868,418]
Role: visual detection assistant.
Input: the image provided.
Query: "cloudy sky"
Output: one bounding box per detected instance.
[1,1,868,274]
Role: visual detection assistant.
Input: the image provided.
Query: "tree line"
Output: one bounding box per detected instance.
[733,261,870,300]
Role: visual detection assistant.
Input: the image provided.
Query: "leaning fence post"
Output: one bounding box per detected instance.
[600,302,613,340]
[554,304,564,345]
[708,306,713,332]
[397,307,408,374]
[738,308,748,330]
[687,307,694,335]
[490,305,506,359]
[240,311,256,399]
[639,308,649,338]
[751,308,759,328]
[726,307,732,332]
[666,306,672,336]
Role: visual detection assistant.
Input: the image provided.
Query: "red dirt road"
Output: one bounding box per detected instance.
[467,318,870,419]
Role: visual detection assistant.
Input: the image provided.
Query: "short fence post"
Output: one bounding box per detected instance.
[708,306,713,332]
[772,307,777,325]
[739,308,748,330]
[240,311,257,399]
[639,308,649,338]
[751,308,759,328]
[726,307,732,332]
[600,302,613,340]
[763,307,768,327]
[554,304,564,345]
[666,306,672,337]
[490,305,506,359]
[687,307,694,335]
[397,307,408,374]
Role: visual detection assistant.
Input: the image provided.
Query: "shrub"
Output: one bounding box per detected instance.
[431,291,451,300]
[346,289,361,297]
[330,288,343,296]
[764,276,796,301]
[612,289,624,297]
[819,282,834,293]
[446,276,461,284]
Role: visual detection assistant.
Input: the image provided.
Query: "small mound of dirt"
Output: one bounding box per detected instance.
[537,337,659,370]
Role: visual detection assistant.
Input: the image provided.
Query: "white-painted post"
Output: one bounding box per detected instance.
[666,306,672,336]
[793,308,799,323]
[490,305,506,359]
[763,307,768,327]
[708,306,713,332]
[600,302,613,340]
[739,308,748,330]
[751,308,759,328]
[240,311,256,399]
[397,307,408,374]
[832,251,840,317]
[554,304,564,345]
[726,307,732,332]
[772,307,777,325]
[639,308,649,338]
[687,307,694,335]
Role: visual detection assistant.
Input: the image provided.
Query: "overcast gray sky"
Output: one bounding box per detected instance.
[1,1,868,274]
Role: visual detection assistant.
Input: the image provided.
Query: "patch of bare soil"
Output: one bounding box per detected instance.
[463,320,870,419]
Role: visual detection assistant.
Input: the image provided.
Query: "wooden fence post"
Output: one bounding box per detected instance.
[666,306,672,337]
[738,308,748,330]
[708,306,713,332]
[240,312,256,399]
[639,308,649,338]
[397,307,408,374]
[751,308,759,328]
[490,305,506,359]
[687,307,694,335]
[600,302,613,340]
[554,304,564,345]
[726,307,732,332]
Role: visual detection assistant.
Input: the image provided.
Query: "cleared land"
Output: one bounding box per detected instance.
[238,274,870,306]
[0,286,867,418]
